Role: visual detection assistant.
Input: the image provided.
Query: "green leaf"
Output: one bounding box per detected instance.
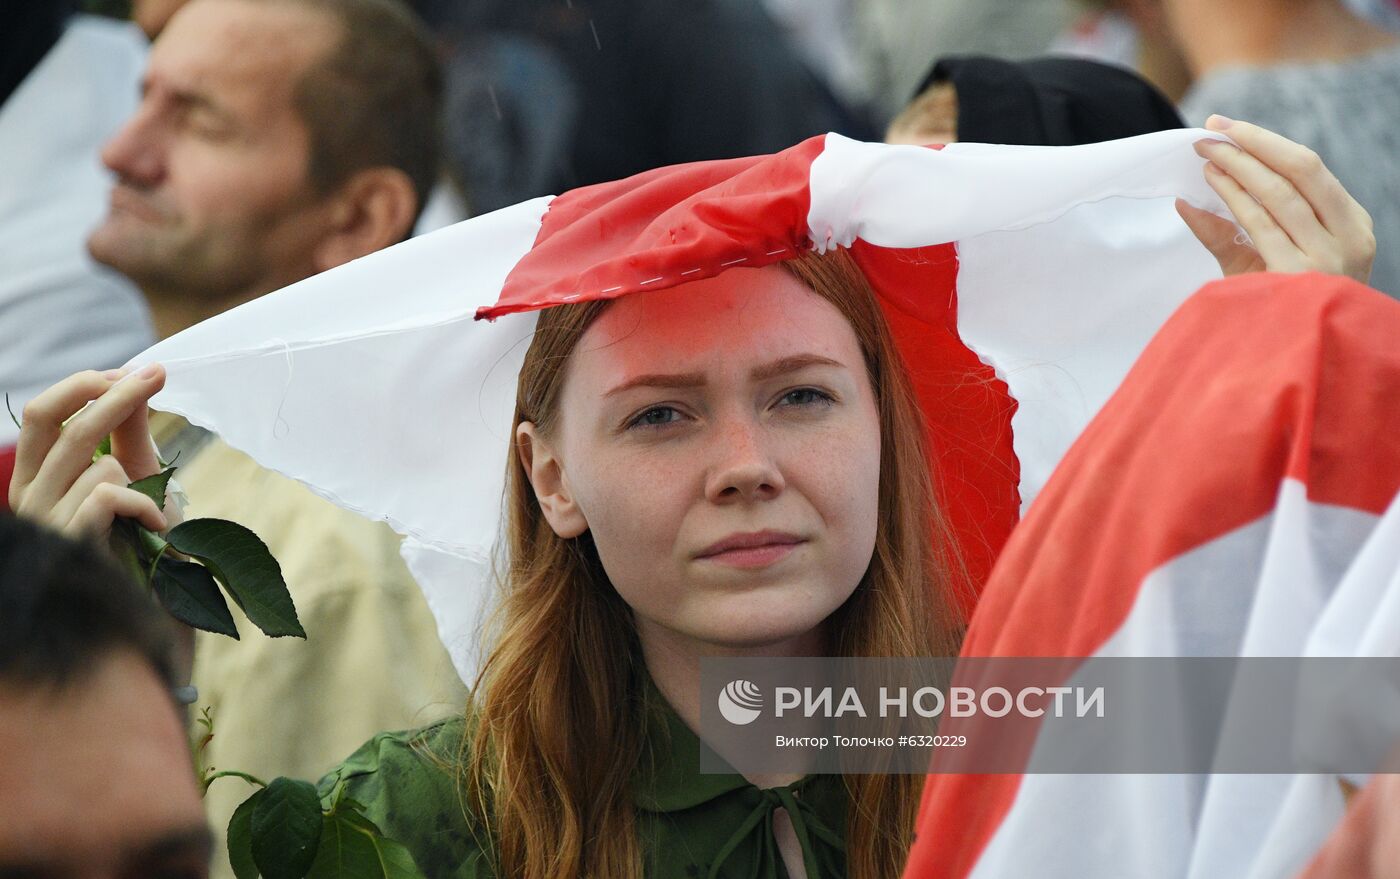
[93,434,112,461]
[251,778,323,879]
[152,558,239,638]
[129,466,177,510]
[305,812,426,879]
[362,835,423,879]
[334,810,381,833]
[166,518,305,638]
[228,790,264,879]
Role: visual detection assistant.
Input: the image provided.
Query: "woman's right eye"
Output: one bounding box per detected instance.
[627,406,684,430]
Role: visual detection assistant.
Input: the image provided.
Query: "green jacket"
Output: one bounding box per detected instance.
[317,697,847,878]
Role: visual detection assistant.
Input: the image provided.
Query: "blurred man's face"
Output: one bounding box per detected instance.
[0,652,210,878]
[87,0,340,306]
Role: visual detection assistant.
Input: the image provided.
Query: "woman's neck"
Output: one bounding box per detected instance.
[637,617,827,788]
[1172,0,1398,77]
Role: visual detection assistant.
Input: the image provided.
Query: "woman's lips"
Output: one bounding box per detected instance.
[700,543,802,568]
[695,531,806,569]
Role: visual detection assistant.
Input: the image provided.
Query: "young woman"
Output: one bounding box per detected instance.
[313,248,964,878]
[10,117,1374,879]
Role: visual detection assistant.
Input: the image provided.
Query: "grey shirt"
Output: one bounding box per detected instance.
[1180,45,1400,298]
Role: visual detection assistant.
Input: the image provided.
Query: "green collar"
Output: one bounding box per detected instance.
[630,684,847,879]
[633,691,756,812]
[632,680,839,812]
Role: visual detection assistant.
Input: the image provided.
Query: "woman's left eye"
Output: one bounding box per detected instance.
[777,388,834,408]
[626,406,684,429]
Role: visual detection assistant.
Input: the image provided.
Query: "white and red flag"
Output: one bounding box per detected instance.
[903,271,1400,878]
[124,129,1225,675]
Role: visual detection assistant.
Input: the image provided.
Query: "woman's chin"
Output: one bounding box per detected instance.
[680,597,842,654]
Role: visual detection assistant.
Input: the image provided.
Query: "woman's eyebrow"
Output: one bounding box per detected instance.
[750,354,845,382]
[604,371,706,397]
[604,354,846,398]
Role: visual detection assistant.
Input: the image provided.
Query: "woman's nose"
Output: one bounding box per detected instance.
[704,417,785,504]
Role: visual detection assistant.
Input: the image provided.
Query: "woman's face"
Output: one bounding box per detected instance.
[519,266,882,652]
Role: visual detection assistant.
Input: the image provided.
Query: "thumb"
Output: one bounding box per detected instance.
[1176,198,1259,276]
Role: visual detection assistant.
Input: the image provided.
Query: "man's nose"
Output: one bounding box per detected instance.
[704,416,785,504]
[100,104,166,187]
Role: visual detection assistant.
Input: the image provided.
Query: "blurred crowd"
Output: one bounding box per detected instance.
[2,0,1399,876]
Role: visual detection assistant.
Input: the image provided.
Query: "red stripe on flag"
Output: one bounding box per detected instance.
[852,240,1019,618]
[480,136,827,319]
[905,272,1400,878]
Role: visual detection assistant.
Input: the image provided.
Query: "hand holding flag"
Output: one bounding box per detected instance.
[1177,115,1376,283]
[10,365,169,537]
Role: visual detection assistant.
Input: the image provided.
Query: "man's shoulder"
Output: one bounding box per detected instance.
[1182,45,1400,125]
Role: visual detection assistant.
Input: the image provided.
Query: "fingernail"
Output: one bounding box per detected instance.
[1195,137,1236,151]
[137,363,161,379]
[1206,114,1234,130]
[1204,161,1223,175]
[102,368,126,380]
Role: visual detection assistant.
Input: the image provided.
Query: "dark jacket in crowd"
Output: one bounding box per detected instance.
[418,0,870,212]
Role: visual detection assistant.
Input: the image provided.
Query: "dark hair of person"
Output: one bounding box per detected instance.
[0,515,179,697]
[275,0,444,226]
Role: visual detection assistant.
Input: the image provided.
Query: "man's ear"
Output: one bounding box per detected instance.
[312,167,418,272]
[516,422,589,539]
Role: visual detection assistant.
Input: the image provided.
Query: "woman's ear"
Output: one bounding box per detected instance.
[516,422,589,538]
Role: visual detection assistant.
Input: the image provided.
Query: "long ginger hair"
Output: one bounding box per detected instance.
[462,247,965,878]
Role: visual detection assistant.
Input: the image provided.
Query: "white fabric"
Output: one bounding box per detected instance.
[401,536,496,687]
[956,197,1220,514]
[0,16,153,446]
[969,479,1400,878]
[130,133,1234,685]
[809,130,1226,512]
[128,197,549,681]
[807,131,1227,249]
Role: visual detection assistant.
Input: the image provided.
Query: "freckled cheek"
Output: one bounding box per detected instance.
[785,420,882,541]
[569,450,694,563]
[789,414,873,489]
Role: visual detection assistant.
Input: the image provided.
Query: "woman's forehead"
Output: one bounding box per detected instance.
[571,266,863,383]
